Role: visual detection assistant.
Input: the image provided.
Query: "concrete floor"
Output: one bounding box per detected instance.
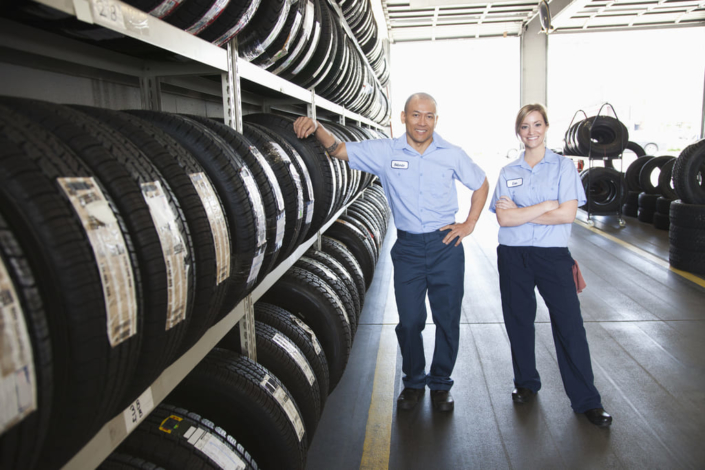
[305,210,705,470]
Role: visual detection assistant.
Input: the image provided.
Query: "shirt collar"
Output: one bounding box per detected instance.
[508,148,560,168]
[393,132,450,154]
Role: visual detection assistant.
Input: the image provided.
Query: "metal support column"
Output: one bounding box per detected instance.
[239,295,257,361]
[222,39,243,132]
[701,66,705,139]
[139,75,162,110]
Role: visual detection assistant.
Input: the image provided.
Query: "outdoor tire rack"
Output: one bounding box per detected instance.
[565,103,628,227]
[0,0,390,468]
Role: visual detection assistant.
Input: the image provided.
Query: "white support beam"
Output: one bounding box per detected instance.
[551,0,594,28]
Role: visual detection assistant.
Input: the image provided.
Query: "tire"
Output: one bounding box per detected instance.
[98,453,164,470]
[116,403,259,470]
[168,349,307,470]
[163,0,229,34]
[126,111,266,313]
[673,139,705,205]
[254,302,330,409]
[605,141,645,169]
[638,192,659,212]
[187,116,284,282]
[71,106,228,355]
[655,196,674,215]
[345,207,382,254]
[6,100,199,408]
[0,103,142,467]
[247,123,315,247]
[321,235,366,305]
[260,267,352,391]
[295,256,358,337]
[576,116,628,158]
[580,167,626,213]
[252,0,307,69]
[0,209,52,470]
[237,0,290,61]
[652,212,670,231]
[326,219,376,289]
[269,0,320,75]
[625,190,639,206]
[658,158,679,200]
[245,114,336,235]
[669,245,705,274]
[670,225,705,251]
[285,0,334,84]
[625,155,654,192]
[197,0,262,46]
[637,207,654,223]
[304,248,361,321]
[243,123,303,262]
[622,203,638,218]
[669,200,705,230]
[638,155,675,195]
[218,321,321,439]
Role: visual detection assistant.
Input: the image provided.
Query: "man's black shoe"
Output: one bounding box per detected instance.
[430,390,454,412]
[584,408,613,427]
[397,388,424,411]
[511,387,535,403]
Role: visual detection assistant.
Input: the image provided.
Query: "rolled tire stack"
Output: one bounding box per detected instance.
[0,96,393,469]
[669,139,705,274]
[637,155,675,224]
[579,167,627,214]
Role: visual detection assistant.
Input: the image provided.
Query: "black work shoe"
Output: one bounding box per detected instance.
[512,387,535,403]
[397,388,424,411]
[430,390,454,412]
[584,408,613,427]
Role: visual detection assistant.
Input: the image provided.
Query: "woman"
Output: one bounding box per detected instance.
[489,103,612,427]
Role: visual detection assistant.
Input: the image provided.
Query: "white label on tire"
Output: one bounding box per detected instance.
[148,0,185,18]
[319,280,349,326]
[189,173,231,285]
[272,333,316,386]
[0,258,36,435]
[185,426,246,470]
[305,200,314,225]
[260,374,305,441]
[249,146,285,212]
[291,315,322,355]
[300,257,337,284]
[275,212,285,251]
[123,387,154,434]
[289,165,304,221]
[58,177,137,346]
[247,246,265,286]
[241,167,267,249]
[141,181,189,330]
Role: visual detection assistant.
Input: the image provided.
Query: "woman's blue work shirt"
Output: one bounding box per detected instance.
[489,149,586,248]
[346,132,486,234]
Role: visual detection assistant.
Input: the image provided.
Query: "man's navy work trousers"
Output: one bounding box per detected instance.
[391,229,465,391]
[497,244,602,413]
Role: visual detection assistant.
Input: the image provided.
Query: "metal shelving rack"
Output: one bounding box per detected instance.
[0,0,390,467]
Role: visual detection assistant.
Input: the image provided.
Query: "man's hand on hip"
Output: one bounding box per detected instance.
[440,221,477,246]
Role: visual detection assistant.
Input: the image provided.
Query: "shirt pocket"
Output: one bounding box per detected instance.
[429,169,453,198]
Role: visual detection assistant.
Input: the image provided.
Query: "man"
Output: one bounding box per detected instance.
[293,93,489,411]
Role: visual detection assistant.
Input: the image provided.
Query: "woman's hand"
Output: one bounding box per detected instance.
[495,196,518,210]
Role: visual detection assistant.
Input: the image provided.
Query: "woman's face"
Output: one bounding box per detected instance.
[518,110,548,150]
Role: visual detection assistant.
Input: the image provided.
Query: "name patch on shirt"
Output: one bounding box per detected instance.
[391,160,409,170]
[507,178,523,188]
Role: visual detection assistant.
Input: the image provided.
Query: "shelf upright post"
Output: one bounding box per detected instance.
[139,73,162,111]
[223,39,243,132]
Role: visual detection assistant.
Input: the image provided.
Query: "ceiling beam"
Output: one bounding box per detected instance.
[546,0,595,29]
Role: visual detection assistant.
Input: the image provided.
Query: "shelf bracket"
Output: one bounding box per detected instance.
[239,294,257,361]
[307,88,316,121]
[139,75,162,111]
[223,39,243,132]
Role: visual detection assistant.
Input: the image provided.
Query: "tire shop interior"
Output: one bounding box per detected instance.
[0,0,704,467]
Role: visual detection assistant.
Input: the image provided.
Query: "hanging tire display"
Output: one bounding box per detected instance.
[254,302,330,408]
[564,115,628,158]
[115,403,259,470]
[672,139,705,205]
[579,167,626,214]
[168,348,308,470]
[260,266,352,391]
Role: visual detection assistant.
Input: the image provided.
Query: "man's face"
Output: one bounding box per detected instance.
[401,98,438,147]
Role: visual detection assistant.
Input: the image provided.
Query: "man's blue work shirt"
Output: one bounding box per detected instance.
[489,149,586,248]
[346,132,486,234]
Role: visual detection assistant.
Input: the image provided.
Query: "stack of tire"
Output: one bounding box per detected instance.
[578,167,627,214]
[669,139,705,274]
[625,155,677,227]
[0,96,390,470]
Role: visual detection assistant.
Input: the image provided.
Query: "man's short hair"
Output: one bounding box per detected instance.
[404,93,437,114]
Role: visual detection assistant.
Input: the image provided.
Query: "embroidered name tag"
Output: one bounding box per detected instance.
[391,160,409,169]
[507,178,523,188]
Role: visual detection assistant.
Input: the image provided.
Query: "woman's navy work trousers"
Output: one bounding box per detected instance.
[497,244,602,413]
[391,229,465,391]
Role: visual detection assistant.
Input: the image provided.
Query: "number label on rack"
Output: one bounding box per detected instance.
[123,387,154,434]
[91,0,126,31]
